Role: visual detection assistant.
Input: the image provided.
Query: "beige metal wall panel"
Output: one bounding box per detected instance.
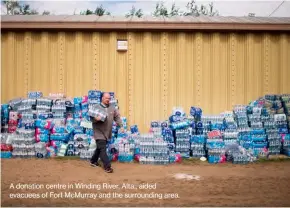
[269,34,280,94]
[15,33,26,99]
[115,32,128,118]
[280,34,289,93]
[201,33,212,114]
[235,34,246,105]
[1,33,8,101]
[48,33,61,94]
[142,32,151,130]
[2,31,290,133]
[167,32,178,115]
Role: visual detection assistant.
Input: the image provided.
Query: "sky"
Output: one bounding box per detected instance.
[1,0,290,17]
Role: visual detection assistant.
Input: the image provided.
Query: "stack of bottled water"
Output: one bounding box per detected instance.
[36,98,52,112]
[73,134,90,156]
[203,115,224,131]
[281,95,290,130]
[274,113,288,134]
[88,90,102,105]
[35,117,54,143]
[73,97,83,121]
[201,116,211,135]
[151,121,162,136]
[190,135,206,158]
[12,129,36,158]
[9,98,23,112]
[0,133,13,158]
[248,107,263,128]
[139,134,169,165]
[17,99,36,114]
[282,134,290,156]
[34,142,48,158]
[238,128,252,150]
[8,111,18,133]
[234,105,249,128]
[250,128,268,156]
[225,144,252,164]
[267,133,282,154]
[232,152,251,164]
[206,131,225,163]
[162,127,174,149]
[1,104,10,133]
[175,129,190,158]
[117,140,135,162]
[221,111,238,130]
[51,99,66,119]
[223,131,238,145]
[66,141,75,156]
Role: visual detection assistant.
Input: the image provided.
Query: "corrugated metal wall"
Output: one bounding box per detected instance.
[2,31,290,132]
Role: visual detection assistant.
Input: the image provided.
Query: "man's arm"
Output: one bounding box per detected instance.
[114,109,123,127]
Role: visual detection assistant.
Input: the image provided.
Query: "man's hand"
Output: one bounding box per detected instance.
[94,116,102,121]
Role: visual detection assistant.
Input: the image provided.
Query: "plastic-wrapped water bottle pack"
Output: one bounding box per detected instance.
[88,105,107,122]
[190,135,206,158]
[206,136,226,164]
[175,129,190,158]
[11,132,36,158]
[223,131,238,145]
[138,135,170,165]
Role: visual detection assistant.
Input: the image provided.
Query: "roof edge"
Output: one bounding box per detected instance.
[1,21,290,31]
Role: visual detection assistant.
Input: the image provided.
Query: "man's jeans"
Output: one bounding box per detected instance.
[91,140,111,169]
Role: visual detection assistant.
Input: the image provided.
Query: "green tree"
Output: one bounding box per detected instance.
[80,9,94,15]
[184,0,218,16]
[80,5,110,16]
[16,4,39,15]
[2,0,44,15]
[94,5,110,16]
[42,10,50,15]
[2,0,20,15]
[152,2,184,17]
[125,6,143,18]
[152,1,168,17]
[169,3,183,17]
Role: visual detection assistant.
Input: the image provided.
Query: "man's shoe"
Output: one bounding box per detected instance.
[104,167,113,173]
[90,162,100,167]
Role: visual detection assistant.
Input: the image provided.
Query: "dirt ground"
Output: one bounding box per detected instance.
[1,158,290,207]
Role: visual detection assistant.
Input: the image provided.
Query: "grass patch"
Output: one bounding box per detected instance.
[256,157,290,163]
[52,156,80,160]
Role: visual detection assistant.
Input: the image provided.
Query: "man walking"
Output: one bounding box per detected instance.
[90,92,123,173]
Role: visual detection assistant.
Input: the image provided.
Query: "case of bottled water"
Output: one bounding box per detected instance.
[175,129,190,158]
[234,105,249,128]
[12,130,36,158]
[138,134,169,165]
[28,91,43,99]
[206,135,226,163]
[88,104,107,122]
[9,98,23,111]
[282,134,290,156]
[190,135,206,158]
[116,138,135,162]
[35,142,48,158]
[51,99,66,119]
